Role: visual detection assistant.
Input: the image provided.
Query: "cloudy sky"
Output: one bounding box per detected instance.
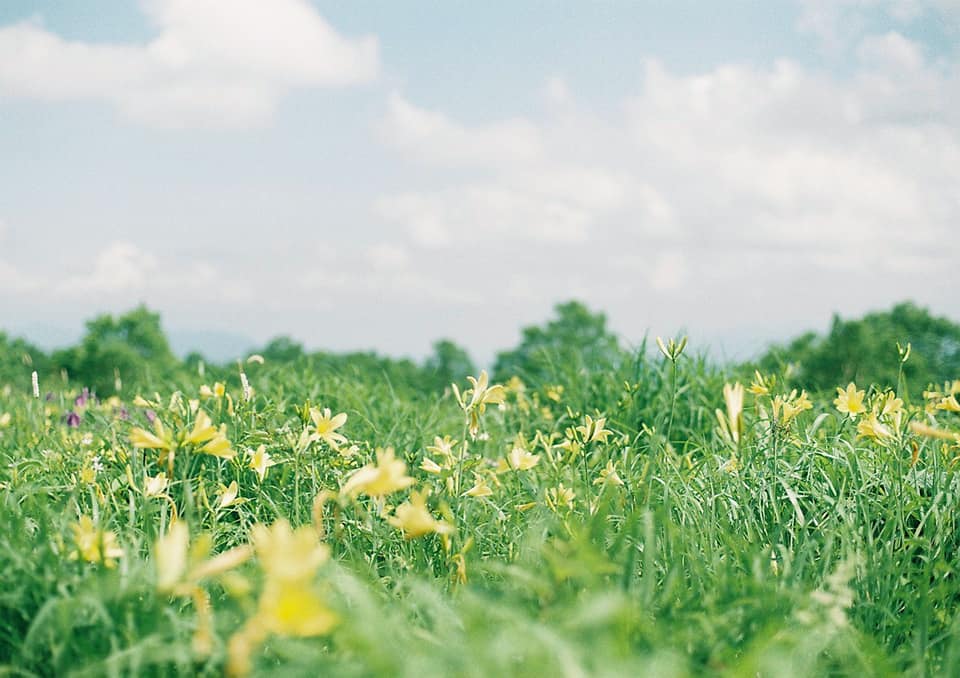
[1,1,958,363]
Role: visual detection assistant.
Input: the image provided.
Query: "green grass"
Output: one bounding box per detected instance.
[1,348,959,677]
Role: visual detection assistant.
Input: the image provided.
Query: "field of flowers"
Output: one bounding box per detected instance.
[2,333,960,677]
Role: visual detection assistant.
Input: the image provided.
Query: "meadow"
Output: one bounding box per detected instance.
[1,303,960,677]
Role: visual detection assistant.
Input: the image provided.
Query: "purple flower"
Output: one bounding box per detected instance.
[75,388,92,408]
[65,411,81,428]
[117,407,130,421]
[145,409,157,424]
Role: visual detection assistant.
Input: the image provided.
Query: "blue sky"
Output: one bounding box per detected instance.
[1,1,959,363]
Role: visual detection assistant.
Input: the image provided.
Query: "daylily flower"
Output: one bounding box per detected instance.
[772,390,812,425]
[577,414,613,444]
[834,383,867,419]
[339,447,415,498]
[183,410,218,445]
[420,457,444,474]
[857,412,893,441]
[248,445,278,482]
[130,418,175,452]
[716,382,744,443]
[426,435,458,465]
[155,521,252,595]
[463,473,493,498]
[144,472,169,497]
[387,490,453,539]
[545,483,576,511]
[496,444,540,473]
[453,371,505,438]
[71,516,124,568]
[936,395,960,413]
[879,392,904,417]
[200,425,237,460]
[748,370,773,396]
[217,481,243,509]
[309,407,348,449]
[593,460,625,486]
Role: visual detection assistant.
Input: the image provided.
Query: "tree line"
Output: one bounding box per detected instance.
[1,301,958,399]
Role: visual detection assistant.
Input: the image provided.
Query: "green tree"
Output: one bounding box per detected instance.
[54,306,179,395]
[493,300,622,384]
[759,301,960,397]
[0,332,48,390]
[259,336,306,363]
[423,339,475,391]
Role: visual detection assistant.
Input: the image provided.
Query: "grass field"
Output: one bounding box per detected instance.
[2,339,960,677]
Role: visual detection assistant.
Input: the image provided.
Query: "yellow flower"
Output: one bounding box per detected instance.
[545,385,565,402]
[387,490,453,539]
[339,447,415,498]
[593,460,624,486]
[419,457,443,474]
[426,435,458,464]
[936,395,960,413]
[577,415,612,444]
[748,370,772,396]
[497,443,540,473]
[453,371,506,439]
[505,376,526,394]
[183,410,218,445]
[247,521,338,640]
[248,445,278,482]
[252,519,331,585]
[772,390,812,425]
[879,392,904,418]
[910,421,960,442]
[71,516,124,568]
[133,395,153,408]
[155,521,190,592]
[217,481,243,509]
[256,582,338,637]
[309,407,348,449]
[857,412,893,440]
[453,370,506,412]
[463,473,493,498]
[545,483,576,511]
[155,521,252,595]
[200,425,237,460]
[834,383,866,419]
[130,418,174,451]
[0,412,11,427]
[717,382,744,443]
[144,472,169,497]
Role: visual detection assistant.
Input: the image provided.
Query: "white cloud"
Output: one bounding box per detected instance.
[0,0,378,128]
[543,76,572,106]
[57,242,158,294]
[0,240,255,305]
[380,94,541,167]
[365,242,410,270]
[374,42,960,338]
[797,1,960,52]
[645,252,686,291]
[857,31,924,71]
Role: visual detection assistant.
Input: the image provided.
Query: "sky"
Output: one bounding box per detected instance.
[0,0,959,364]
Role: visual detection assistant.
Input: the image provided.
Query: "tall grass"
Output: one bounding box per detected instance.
[0,344,958,677]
